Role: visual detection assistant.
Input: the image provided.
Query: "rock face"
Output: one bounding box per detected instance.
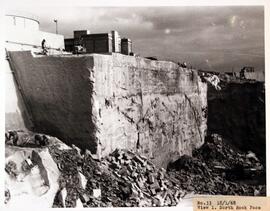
[8,51,207,167]
[92,54,207,167]
[207,81,265,164]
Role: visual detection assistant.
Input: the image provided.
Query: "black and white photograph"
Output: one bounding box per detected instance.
[2,0,268,209]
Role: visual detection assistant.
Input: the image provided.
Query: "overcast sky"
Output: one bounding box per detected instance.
[6,6,265,72]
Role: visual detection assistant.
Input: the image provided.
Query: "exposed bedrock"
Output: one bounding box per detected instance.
[207,82,265,164]
[8,51,207,167]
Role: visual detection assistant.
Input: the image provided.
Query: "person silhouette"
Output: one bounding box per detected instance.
[41,39,48,54]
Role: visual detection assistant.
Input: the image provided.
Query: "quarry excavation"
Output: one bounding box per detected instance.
[4,51,266,208]
[4,6,266,209]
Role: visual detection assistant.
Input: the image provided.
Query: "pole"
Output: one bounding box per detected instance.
[54,19,58,34]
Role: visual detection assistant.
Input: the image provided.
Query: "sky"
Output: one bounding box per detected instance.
[5,6,265,72]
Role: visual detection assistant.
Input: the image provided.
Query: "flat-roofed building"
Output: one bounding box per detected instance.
[64,30,134,55]
[82,33,113,53]
[74,30,90,39]
[64,38,75,52]
[121,38,132,55]
[74,30,90,46]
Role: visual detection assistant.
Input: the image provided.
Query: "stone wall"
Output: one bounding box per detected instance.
[8,51,207,167]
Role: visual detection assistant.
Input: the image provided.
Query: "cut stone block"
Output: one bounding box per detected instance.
[8,51,207,167]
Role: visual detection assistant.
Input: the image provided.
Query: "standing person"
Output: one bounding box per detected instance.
[41,39,48,55]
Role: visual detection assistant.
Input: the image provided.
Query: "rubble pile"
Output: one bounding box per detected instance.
[99,149,185,207]
[168,134,266,196]
[5,161,18,178]
[5,130,61,208]
[49,145,85,207]
[49,145,185,207]
[5,130,266,208]
[5,130,49,147]
[193,134,264,172]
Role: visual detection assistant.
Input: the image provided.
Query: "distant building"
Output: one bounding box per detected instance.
[74,30,90,47]
[121,38,132,55]
[64,30,90,52]
[240,66,264,81]
[240,66,254,78]
[74,30,90,39]
[64,38,75,52]
[64,30,134,55]
[64,32,113,53]
[82,33,113,53]
[111,30,121,53]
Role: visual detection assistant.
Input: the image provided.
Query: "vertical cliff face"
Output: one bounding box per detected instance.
[207,82,265,163]
[91,54,207,167]
[8,51,98,152]
[5,58,32,131]
[8,51,207,167]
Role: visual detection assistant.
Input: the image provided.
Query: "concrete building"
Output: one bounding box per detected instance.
[74,30,90,39]
[111,30,121,53]
[65,32,113,54]
[121,38,132,55]
[74,30,90,46]
[81,33,113,53]
[64,30,90,52]
[64,30,134,55]
[64,38,75,52]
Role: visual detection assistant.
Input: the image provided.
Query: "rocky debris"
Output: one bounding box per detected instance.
[21,157,34,173]
[167,134,266,196]
[49,145,84,208]
[5,188,11,204]
[5,131,266,208]
[5,148,51,197]
[5,130,49,147]
[5,145,50,190]
[101,149,185,207]
[5,131,67,208]
[202,74,221,90]
[193,134,264,179]
[5,160,18,178]
[49,144,185,207]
